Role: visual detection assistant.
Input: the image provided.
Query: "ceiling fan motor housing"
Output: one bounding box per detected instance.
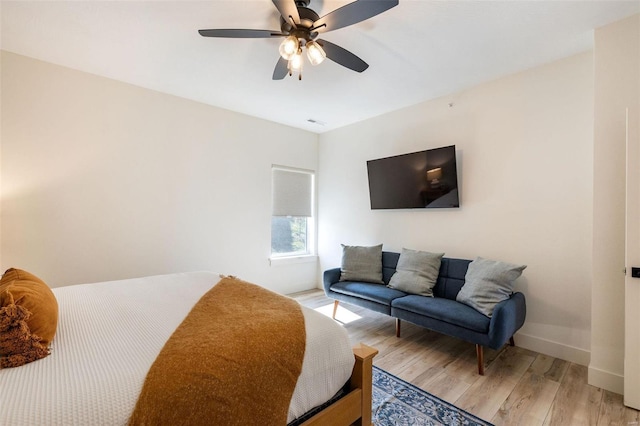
[280,5,320,37]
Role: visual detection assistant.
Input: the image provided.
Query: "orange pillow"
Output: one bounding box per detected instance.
[0,268,58,368]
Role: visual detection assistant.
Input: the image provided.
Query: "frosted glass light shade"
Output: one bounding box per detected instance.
[279,36,299,60]
[306,41,326,66]
[290,49,304,71]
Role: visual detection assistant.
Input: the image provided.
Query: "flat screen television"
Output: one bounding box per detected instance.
[367,145,459,209]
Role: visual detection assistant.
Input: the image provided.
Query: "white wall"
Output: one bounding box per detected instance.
[590,14,640,395]
[1,51,319,294]
[0,3,3,269]
[318,52,594,365]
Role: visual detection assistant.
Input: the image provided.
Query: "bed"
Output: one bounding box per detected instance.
[0,271,377,425]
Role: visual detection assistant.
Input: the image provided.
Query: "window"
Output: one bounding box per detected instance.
[271,166,314,258]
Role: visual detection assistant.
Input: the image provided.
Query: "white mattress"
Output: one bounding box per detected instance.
[0,272,354,425]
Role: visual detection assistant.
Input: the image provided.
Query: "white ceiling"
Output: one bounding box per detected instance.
[2,1,638,133]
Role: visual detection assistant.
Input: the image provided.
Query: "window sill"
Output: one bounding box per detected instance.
[269,255,318,267]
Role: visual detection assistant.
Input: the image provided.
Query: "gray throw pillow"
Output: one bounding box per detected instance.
[456,257,527,317]
[388,248,444,297]
[339,244,384,284]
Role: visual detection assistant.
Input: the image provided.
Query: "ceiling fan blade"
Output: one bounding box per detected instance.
[317,39,369,73]
[198,29,285,38]
[273,57,289,80]
[272,0,300,25]
[312,0,398,33]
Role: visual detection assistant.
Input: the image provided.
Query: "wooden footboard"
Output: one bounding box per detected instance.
[300,343,378,426]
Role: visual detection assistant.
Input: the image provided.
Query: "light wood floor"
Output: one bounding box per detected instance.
[292,290,640,426]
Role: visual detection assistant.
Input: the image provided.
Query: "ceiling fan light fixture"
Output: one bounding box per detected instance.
[279,35,299,60]
[289,48,304,71]
[198,0,399,80]
[306,40,326,66]
[289,47,304,80]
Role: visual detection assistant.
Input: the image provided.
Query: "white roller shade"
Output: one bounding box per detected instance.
[272,168,313,217]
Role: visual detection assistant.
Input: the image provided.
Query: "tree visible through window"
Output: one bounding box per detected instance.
[271,217,308,255]
[271,167,314,257]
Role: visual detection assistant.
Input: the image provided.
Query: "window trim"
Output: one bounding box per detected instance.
[269,254,318,267]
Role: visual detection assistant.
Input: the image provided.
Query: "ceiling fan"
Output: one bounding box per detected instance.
[198,0,398,80]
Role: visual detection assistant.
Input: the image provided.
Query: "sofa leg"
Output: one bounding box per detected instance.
[332,300,339,320]
[509,336,515,347]
[476,344,485,375]
[396,318,401,338]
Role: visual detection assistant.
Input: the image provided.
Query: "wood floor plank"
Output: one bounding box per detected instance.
[418,371,471,403]
[396,335,470,383]
[543,364,602,425]
[597,390,640,425]
[440,345,486,385]
[492,369,560,425]
[454,346,536,420]
[375,338,428,373]
[529,353,569,383]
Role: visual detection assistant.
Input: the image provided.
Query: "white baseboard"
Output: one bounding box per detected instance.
[514,332,590,366]
[516,331,623,393]
[588,366,624,394]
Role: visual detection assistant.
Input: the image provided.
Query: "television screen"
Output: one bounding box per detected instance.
[367,145,459,209]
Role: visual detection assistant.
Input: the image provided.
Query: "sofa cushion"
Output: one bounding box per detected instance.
[388,248,444,297]
[392,295,490,333]
[456,257,527,317]
[381,251,401,284]
[339,244,384,284]
[331,282,406,306]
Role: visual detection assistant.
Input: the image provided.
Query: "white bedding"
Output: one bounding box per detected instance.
[0,272,355,425]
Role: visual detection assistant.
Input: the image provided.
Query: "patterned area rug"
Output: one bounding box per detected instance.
[373,366,493,426]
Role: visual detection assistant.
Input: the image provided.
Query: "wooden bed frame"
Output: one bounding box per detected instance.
[300,343,378,426]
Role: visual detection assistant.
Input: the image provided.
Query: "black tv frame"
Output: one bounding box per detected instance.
[366,145,459,210]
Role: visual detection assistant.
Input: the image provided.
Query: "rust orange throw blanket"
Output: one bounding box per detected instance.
[129,276,306,426]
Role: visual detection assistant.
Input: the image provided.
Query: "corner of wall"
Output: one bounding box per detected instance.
[590,13,639,395]
[588,366,624,395]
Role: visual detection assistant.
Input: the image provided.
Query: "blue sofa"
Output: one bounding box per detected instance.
[323,251,526,375]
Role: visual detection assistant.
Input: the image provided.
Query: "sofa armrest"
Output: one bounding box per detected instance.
[323,268,342,296]
[487,292,526,349]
